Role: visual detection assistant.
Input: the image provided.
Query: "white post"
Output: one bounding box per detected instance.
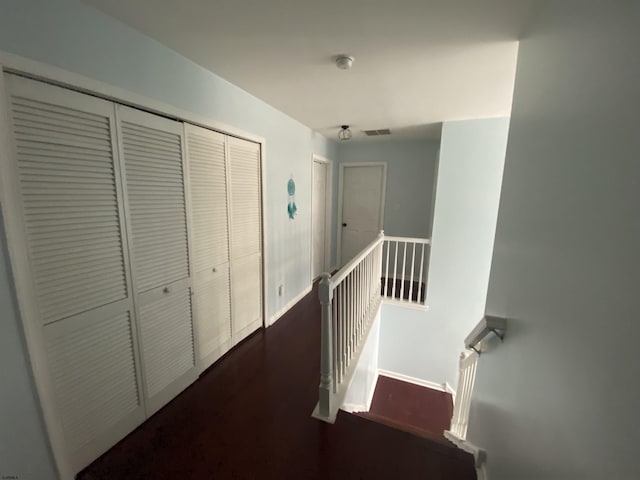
[318,273,334,417]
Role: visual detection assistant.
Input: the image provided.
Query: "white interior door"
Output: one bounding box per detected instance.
[117,105,197,416]
[4,74,145,473]
[185,124,232,372]
[228,136,262,343]
[312,159,329,278]
[340,164,386,265]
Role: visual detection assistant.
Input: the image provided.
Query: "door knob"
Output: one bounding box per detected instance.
[342,223,347,227]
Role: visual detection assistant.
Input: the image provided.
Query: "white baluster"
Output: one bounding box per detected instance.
[392,241,398,299]
[335,286,340,384]
[384,240,390,298]
[400,241,407,301]
[409,242,416,302]
[418,243,426,305]
[318,273,333,418]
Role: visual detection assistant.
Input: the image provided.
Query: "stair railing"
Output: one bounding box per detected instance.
[446,351,479,441]
[381,236,430,307]
[313,231,384,423]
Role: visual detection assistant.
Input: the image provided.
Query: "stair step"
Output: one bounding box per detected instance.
[357,411,453,446]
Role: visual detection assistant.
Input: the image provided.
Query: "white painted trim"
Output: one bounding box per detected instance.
[311,154,333,281]
[340,403,364,413]
[268,284,312,326]
[366,370,380,411]
[444,430,487,476]
[446,382,457,403]
[259,141,268,329]
[336,162,387,268]
[377,369,449,394]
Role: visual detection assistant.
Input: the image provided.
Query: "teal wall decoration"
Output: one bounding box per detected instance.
[287,176,297,220]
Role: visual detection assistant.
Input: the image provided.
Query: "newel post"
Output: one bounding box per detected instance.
[318,272,334,418]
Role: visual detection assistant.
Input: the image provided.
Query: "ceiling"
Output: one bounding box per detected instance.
[84,0,543,141]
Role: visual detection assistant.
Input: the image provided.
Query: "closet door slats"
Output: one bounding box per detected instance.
[10,90,127,325]
[44,311,140,454]
[186,126,229,270]
[118,106,196,415]
[121,118,189,292]
[227,136,262,343]
[3,74,265,476]
[229,137,262,260]
[5,74,145,474]
[138,287,195,399]
[185,124,232,370]
[193,266,231,362]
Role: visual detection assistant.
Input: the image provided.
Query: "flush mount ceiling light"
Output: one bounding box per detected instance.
[338,125,352,141]
[335,55,355,70]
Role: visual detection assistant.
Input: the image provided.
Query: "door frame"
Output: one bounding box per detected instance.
[336,162,387,268]
[311,154,333,281]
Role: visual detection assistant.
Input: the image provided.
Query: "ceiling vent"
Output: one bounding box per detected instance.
[363,129,391,136]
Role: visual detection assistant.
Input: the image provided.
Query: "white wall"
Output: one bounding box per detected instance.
[332,139,439,267]
[378,118,509,386]
[0,213,57,479]
[466,2,640,479]
[0,0,335,477]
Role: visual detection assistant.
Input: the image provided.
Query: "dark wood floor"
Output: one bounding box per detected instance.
[78,283,476,480]
[359,375,454,444]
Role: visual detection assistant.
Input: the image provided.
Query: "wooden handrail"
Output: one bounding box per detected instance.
[328,231,385,289]
[313,232,432,423]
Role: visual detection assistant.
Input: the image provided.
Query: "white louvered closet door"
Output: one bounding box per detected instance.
[4,75,145,473]
[185,124,232,372]
[117,106,197,415]
[228,136,263,343]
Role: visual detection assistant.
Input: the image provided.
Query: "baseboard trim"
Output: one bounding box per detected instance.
[341,402,366,413]
[445,381,456,402]
[381,298,429,311]
[268,285,312,326]
[444,431,487,479]
[365,371,379,411]
[378,369,449,394]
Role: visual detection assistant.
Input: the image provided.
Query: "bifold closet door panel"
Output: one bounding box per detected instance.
[117,106,196,415]
[228,136,262,260]
[43,304,144,472]
[231,251,262,343]
[228,136,263,342]
[185,124,231,370]
[4,74,145,472]
[193,265,231,368]
[135,278,195,415]
[118,107,190,291]
[185,124,229,270]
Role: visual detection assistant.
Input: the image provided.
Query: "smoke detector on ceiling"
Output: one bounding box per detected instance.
[335,55,354,70]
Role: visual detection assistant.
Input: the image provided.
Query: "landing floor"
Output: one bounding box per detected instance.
[79,284,476,479]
